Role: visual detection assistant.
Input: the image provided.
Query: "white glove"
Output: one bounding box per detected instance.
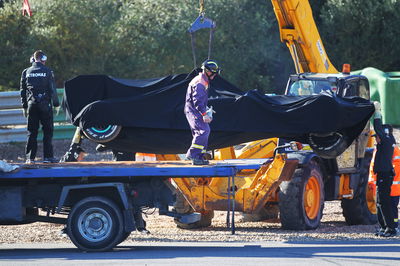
[206,106,216,119]
[373,101,382,119]
[54,106,61,116]
[373,101,381,112]
[203,114,212,123]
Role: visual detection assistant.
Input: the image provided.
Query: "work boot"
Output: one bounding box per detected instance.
[96,144,108,152]
[43,157,58,163]
[137,228,151,235]
[381,228,397,237]
[192,158,209,165]
[59,227,68,237]
[374,228,385,237]
[25,159,35,164]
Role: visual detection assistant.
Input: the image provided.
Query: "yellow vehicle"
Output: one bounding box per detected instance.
[64,0,376,231]
[171,0,377,230]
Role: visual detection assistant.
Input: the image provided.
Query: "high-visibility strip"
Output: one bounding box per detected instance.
[191,143,204,150]
[201,149,206,153]
[394,156,400,160]
[370,181,400,185]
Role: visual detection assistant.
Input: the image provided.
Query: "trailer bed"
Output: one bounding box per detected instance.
[0,159,267,179]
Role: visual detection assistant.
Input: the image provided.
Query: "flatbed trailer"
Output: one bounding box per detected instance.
[0,159,263,251]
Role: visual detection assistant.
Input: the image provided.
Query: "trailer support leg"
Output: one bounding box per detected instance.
[226,174,236,234]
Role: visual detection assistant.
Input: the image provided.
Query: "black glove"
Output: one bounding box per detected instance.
[23,108,28,118]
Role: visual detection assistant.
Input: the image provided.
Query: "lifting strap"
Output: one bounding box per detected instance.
[188,0,216,68]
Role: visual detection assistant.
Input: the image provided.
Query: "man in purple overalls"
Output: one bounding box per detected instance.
[185,59,221,165]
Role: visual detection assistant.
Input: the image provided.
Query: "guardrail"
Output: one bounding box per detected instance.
[0,89,75,143]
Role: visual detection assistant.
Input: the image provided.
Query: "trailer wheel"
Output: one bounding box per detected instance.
[341,151,377,225]
[279,160,324,230]
[82,125,121,143]
[308,132,348,159]
[67,196,124,252]
[117,232,131,245]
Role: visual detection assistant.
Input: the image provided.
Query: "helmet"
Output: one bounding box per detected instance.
[33,50,47,62]
[201,59,221,74]
[383,124,393,135]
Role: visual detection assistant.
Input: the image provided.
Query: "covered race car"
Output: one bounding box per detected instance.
[63,70,374,158]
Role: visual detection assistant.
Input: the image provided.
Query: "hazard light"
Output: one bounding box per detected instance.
[290,141,303,151]
[342,64,351,74]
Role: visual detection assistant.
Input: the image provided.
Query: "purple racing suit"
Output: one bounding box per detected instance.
[184,73,210,160]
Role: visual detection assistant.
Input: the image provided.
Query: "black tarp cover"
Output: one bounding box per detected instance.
[64,71,374,154]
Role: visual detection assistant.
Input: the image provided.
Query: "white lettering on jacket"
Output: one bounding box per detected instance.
[27,73,46,77]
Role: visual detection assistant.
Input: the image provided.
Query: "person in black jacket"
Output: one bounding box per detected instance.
[20,50,60,163]
[373,101,397,237]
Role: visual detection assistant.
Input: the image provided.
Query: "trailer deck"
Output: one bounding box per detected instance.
[0,159,269,239]
[0,159,267,179]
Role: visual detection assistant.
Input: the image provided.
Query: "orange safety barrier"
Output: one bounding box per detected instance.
[369,146,400,196]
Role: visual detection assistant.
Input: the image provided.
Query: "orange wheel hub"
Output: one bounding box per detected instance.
[304,176,321,220]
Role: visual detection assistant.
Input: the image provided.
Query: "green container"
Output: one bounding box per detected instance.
[353,67,400,126]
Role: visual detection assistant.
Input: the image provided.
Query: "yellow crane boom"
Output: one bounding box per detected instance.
[271,0,338,73]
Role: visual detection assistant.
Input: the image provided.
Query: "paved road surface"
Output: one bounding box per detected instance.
[0,240,399,265]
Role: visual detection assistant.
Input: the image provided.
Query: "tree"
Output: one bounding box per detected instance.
[0,0,32,90]
[320,0,400,71]
[0,0,294,93]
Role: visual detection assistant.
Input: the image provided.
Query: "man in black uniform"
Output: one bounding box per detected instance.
[20,50,60,163]
[373,101,397,237]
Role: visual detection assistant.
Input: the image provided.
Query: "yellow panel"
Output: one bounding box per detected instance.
[271,0,338,73]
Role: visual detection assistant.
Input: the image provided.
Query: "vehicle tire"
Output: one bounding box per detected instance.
[241,204,279,222]
[67,196,124,252]
[117,232,131,245]
[82,125,121,143]
[308,132,349,159]
[279,160,324,230]
[341,151,377,225]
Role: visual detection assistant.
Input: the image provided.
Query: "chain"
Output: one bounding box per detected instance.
[199,0,205,15]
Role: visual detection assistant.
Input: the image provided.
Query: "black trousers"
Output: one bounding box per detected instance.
[26,101,54,160]
[392,196,399,228]
[376,172,395,230]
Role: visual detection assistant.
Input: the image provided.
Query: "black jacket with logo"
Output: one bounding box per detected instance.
[20,62,59,108]
[373,118,396,174]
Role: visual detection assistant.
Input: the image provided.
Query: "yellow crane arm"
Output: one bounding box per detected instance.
[271,0,338,73]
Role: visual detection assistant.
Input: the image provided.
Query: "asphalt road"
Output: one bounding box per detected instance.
[0,240,399,266]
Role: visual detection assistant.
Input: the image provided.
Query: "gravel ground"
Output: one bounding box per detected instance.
[0,202,396,245]
[0,131,399,244]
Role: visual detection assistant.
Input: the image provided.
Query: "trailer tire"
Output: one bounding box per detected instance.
[341,151,377,225]
[67,196,124,252]
[308,132,348,159]
[117,232,131,245]
[82,125,121,143]
[279,160,324,230]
